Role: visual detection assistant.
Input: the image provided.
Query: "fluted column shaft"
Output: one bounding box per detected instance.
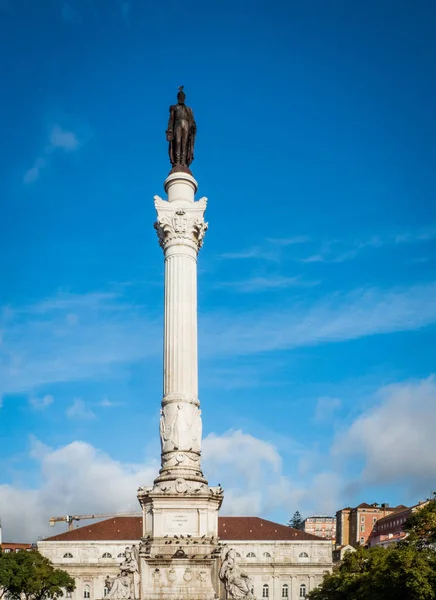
[153,172,208,485]
[164,244,198,399]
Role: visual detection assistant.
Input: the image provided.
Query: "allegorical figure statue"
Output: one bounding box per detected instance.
[166,86,196,169]
[105,545,140,600]
[219,549,255,600]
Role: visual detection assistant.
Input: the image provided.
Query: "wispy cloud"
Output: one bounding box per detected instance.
[217,275,319,292]
[0,290,160,396]
[49,126,79,151]
[99,397,123,407]
[299,229,436,264]
[29,394,54,410]
[314,396,341,422]
[66,398,96,420]
[218,247,279,262]
[2,282,436,396]
[23,159,46,184]
[24,125,85,185]
[266,236,311,246]
[200,282,436,357]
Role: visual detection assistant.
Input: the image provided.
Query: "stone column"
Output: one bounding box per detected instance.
[137,172,223,600]
[153,172,208,486]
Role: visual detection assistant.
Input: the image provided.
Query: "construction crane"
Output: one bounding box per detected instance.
[49,512,142,532]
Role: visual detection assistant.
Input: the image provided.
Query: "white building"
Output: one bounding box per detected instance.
[38,516,332,599]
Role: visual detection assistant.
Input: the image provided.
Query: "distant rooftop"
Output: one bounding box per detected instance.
[42,516,326,543]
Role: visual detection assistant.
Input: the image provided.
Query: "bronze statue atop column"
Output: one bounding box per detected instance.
[166,87,196,172]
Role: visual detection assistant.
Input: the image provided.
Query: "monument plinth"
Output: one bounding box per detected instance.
[137,89,224,600]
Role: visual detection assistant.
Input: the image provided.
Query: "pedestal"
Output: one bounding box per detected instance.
[137,171,224,600]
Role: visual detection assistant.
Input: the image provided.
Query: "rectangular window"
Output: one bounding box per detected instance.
[361,516,365,523]
[361,525,365,532]
[360,537,365,544]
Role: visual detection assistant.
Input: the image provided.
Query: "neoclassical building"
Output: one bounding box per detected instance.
[38,516,332,599]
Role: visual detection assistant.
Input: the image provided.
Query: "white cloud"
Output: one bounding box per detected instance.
[49,126,79,152]
[66,398,96,420]
[314,396,341,422]
[0,438,157,542]
[29,394,54,410]
[24,124,83,184]
[0,430,330,542]
[100,397,120,407]
[202,430,323,517]
[333,375,436,495]
[23,158,46,184]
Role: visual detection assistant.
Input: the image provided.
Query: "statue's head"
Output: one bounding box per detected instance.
[227,549,236,561]
[177,89,186,105]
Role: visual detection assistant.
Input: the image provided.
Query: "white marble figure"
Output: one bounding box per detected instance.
[219,549,255,600]
[105,546,140,600]
[160,403,201,453]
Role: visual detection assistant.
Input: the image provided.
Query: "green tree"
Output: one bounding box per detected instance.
[404,496,436,550]
[309,545,436,600]
[288,511,304,530]
[0,549,75,600]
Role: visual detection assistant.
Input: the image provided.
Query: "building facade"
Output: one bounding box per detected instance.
[303,517,336,541]
[38,516,332,600]
[335,503,407,548]
[368,500,429,548]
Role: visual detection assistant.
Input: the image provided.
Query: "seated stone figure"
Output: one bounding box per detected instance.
[105,546,140,600]
[219,549,255,600]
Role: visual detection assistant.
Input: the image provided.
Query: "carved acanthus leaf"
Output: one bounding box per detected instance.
[154,197,208,251]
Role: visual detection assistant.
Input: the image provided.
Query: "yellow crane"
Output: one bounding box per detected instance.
[49,512,142,532]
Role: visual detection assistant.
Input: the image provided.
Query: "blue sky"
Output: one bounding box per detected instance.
[1,0,436,542]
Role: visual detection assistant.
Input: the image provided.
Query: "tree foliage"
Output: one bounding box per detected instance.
[0,549,75,600]
[289,510,304,530]
[405,496,436,550]
[309,498,436,600]
[309,545,436,600]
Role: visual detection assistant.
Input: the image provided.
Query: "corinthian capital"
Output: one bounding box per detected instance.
[154,196,208,251]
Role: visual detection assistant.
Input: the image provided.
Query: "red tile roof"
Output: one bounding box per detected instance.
[218,517,322,541]
[43,517,143,542]
[1,543,32,550]
[43,516,323,543]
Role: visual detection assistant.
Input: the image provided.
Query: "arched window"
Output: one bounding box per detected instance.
[66,592,72,599]
[262,585,269,598]
[299,584,306,598]
[117,553,125,559]
[83,586,90,599]
[298,552,309,558]
[246,552,256,558]
[282,584,289,598]
[235,552,241,557]
[102,553,112,559]
[262,552,271,558]
[63,553,73,559]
